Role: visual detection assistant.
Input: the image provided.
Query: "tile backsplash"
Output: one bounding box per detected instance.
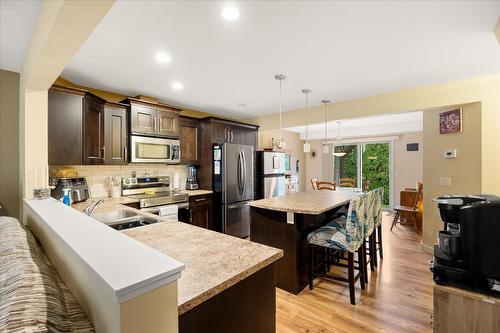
[50,164,188,198]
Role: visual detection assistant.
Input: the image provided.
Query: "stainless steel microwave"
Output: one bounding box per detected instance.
[130,135,180,164]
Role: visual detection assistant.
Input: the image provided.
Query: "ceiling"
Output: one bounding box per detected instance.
[0,0,42,72]
[2,1,498,119]
[285,111,423,140]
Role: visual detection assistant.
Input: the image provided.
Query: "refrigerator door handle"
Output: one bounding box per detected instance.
[241,149,247,194]
[237,151,243,195]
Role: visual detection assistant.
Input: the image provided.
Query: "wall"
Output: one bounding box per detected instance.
[422,103,481,250]
[244,74,500,195]
[305,140,334,190]
[50,164,189,197]
[394,131,423,205]
[0,69,20,217]
[258,129,307,192]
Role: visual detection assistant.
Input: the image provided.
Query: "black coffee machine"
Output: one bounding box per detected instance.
[431,194,500,295]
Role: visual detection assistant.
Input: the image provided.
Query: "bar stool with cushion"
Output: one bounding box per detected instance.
[307,193,367,305]
[370,188,384,267]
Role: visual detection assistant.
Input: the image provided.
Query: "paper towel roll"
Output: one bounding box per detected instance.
[173,172,180,190]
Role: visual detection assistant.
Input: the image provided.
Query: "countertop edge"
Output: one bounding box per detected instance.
[177,250,283,315]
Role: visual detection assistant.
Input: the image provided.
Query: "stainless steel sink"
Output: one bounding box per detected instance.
[92,210,160,230]
[92,210,138,223]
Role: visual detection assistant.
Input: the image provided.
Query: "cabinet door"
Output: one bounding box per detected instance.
[190,196,213,229]
[229,126,245,144]
[48,90,84,165]
[213,121,230,143]
[180,117,200,164]
[157,108,179,137]
[245,129,258,147]
[130,104,156,135]
[104,105,128,165]
[83,95,105,165]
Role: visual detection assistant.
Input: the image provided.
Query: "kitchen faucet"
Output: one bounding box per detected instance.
[82,199,104,216]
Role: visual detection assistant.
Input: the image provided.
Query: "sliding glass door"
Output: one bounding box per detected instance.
[333,142,392,207]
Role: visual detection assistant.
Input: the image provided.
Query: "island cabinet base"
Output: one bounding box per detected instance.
[250,206,342,295]
[179,264,276,333]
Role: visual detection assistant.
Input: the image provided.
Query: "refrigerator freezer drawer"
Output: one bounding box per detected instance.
[224,201,251,238]
[264,175,286,198]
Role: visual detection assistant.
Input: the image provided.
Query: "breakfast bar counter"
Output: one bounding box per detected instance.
[249,190,360,294]
[72,198,282,333]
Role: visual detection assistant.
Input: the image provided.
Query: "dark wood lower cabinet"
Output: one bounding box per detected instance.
[179,264,276,333]
[189,194,213,230]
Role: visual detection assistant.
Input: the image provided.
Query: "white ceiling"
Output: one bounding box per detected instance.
[285,111,423,140]
[0,0,42,72]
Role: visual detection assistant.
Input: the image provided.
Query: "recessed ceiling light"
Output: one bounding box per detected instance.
[221,6,239,21]
[155,52,171,64]
[171,82,184,91]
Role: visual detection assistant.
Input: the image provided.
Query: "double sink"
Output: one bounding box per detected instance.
[93,210,160,230]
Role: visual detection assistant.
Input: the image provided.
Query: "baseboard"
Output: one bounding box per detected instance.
[421,242,433,254]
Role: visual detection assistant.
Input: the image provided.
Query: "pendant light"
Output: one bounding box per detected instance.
[302,88,312,153]
[333,120,347,157]
[275,74,286,150]
[321,99,330,154]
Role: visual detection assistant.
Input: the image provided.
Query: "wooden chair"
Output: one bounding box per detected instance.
[316,181,336,191]
[362,180,371,192]
[339,177,356,187]
[311,178,319,190]
[307,193,367,305]
[391,182,423,232]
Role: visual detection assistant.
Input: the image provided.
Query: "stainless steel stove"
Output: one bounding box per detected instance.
[122,177,189,213]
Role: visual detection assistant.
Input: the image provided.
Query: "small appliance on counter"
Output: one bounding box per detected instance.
[186,165,199,190]
[50,177,90,203]
[431,194,500,295]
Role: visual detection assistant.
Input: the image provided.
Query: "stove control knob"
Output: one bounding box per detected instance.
[132,179,137,184]
[124,179,130,184]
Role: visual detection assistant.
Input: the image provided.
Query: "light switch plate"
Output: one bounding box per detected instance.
[444,149,457,159]
[439,177,452,187]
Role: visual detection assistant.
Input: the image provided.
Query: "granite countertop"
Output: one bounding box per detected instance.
[72,198,282,315]
[183,189,213,197]
[248,190,361,215]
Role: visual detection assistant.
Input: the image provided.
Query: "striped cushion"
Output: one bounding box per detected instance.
[0,217,94,333]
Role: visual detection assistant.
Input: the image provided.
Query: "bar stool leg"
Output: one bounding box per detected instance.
[309,244,314,290]
[377,224,384,259]
[358,246,365,291]
[348,252,356,305]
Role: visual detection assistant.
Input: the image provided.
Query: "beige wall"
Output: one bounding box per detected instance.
[0,69,21,217]
[394,132,423,205]
[422,103,481,249]
[305,140,334,189]
[258,129,307,192]
[120,282,179,333]
[245,74,500,195]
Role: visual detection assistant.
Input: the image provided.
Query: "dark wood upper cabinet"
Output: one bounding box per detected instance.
[213,121,231,142]
[83,94,106,165]
[157,108,179,137]
[130,103,156,135]
[180,116,201,165]
[104,103,128,165]
[125,98,181,138]
[48,87,85,165]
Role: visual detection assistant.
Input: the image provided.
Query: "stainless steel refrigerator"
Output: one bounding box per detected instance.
[255,151,287,199]
[213,143,254,238]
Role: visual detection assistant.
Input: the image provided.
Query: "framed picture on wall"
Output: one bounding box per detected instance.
[439,108,462,134]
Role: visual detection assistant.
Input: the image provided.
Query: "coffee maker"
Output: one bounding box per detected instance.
[185,165,199,190]
[431,194,500,295]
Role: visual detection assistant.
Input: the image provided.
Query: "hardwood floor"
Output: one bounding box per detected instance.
[276,213,433,333]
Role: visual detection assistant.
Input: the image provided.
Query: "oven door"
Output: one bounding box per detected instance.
[131,136,178,163]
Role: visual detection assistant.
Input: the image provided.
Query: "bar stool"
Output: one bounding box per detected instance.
[307,193,367,305]
[372,188,384,265]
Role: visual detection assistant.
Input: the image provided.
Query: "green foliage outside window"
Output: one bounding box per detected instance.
[362,144,390,205]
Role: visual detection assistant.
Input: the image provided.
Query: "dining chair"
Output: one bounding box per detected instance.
[391,182,423,232]
[311,178,319,190]
[307,193,367,305]
[316,181,336,191]
[339,177,356,187]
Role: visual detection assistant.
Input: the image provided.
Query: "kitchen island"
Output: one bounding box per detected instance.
[248,190,360,294]
[73,199,283,333]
